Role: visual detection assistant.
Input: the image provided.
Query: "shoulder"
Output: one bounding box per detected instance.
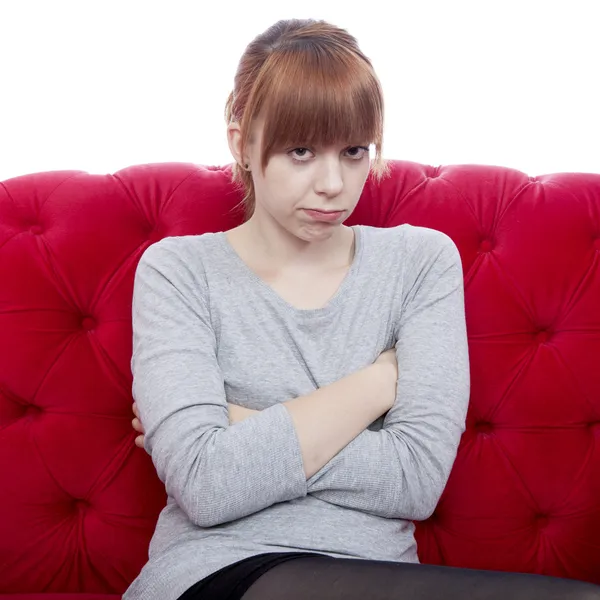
[361,223,460,265]
[396,226,464,308]
[402,224,461,266]
[138,233,211,265]
[136,233,220,278]
[362,225,464,307]
[133,233,222,303]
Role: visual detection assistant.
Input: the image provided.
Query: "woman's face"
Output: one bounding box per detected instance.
[230,119,372,243]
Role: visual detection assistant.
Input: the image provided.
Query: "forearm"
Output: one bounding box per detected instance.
[133,242,309,528]
[307,236,470,520]
[148,403,307,527]
[150,367,391,526]
[283,363,394,479]
[306,413,466,521]
[306,341,469,520]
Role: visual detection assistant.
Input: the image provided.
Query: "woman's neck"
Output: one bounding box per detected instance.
[230,215,355,273]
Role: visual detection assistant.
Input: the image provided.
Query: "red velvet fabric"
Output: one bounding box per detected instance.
[1,161,599,598]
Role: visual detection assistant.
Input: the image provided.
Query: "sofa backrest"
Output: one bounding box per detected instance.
[1,160,599,594]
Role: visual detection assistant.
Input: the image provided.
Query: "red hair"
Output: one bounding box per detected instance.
[225,19,389,219]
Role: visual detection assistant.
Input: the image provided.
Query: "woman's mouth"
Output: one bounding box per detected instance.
[302,209,345,222]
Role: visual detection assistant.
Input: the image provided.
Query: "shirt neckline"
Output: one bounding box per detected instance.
[214,225,365,318]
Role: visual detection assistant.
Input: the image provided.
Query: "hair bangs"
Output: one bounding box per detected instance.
[256,49,384,168]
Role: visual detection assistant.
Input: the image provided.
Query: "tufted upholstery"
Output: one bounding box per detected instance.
[1,160,600,598]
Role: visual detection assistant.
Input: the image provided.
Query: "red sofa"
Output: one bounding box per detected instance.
[1,160,599,598]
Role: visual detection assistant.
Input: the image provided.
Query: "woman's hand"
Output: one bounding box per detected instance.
[374,347,399,410]
[131,402,259,447]
[132,402,145,448]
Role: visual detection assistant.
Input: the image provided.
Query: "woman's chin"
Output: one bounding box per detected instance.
[294,221,341,242]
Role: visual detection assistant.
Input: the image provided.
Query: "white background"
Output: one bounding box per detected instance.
[1,0,598,180]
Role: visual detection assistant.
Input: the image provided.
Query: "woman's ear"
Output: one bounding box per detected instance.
[227,122,247,169]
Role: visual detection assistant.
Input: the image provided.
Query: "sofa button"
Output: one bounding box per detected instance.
[536,514,549,528]
[480,240,493,253]
[25,404,41,419]
[594,238,600,251]
[81,317,96,331]
[535,330,550,343]
[30,225,42,235]
[73,499,89,513]
[475,421,493,434]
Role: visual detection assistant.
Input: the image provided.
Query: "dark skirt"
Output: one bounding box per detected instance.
[177,552,323,600]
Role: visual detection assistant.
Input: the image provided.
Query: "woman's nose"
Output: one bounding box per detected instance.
[315,160,343,196]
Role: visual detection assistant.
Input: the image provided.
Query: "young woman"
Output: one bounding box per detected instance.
[125,18,600,600]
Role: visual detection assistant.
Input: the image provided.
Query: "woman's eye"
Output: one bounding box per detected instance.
[346,146,369,159]
[290,148,313,160]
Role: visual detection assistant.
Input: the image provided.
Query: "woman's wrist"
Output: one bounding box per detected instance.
[368,363,398,411]
[227,403,259,424]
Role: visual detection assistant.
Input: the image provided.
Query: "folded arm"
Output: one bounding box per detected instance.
[307,232,471,521]
[132,238,393,528]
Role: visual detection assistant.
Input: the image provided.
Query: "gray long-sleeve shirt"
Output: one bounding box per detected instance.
[123,223,471,600]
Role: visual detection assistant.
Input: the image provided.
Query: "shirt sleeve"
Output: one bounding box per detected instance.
[306,230,470,520]
[131,238,307,528]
